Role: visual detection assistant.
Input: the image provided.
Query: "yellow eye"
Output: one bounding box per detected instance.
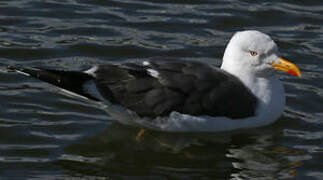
[250,51,258,56]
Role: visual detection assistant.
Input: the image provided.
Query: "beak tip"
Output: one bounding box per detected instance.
[274,57,301,78]
[288,70,301,77]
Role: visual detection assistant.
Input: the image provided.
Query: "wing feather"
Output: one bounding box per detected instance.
[94,59,258,119]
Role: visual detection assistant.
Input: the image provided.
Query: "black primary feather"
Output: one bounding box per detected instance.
[8,66,97,100]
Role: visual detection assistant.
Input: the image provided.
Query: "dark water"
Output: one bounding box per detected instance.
[0,0,322,179]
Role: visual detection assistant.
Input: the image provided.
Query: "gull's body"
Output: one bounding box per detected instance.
[9,30,300,132]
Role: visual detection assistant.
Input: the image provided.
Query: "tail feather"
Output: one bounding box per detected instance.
[8,66,98,101]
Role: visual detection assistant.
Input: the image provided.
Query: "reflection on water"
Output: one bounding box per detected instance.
[57,123,305,179]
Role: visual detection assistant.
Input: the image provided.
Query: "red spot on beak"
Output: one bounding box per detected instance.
[288,70,298,76]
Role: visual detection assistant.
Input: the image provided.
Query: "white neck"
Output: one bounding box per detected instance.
[221,65,285,123]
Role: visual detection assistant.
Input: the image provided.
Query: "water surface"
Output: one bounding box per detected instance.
[0,0,322,179]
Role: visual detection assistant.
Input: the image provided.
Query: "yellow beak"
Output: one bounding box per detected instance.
[271,58,301,77]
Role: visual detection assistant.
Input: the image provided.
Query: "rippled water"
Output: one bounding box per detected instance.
[0,0,322,179]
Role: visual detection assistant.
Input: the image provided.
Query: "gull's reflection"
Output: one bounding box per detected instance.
[58,120,304,179]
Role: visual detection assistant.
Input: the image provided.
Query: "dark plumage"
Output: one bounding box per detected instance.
[8,58,258,119]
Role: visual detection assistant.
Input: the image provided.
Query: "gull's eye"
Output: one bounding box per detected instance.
[249,50,258,56]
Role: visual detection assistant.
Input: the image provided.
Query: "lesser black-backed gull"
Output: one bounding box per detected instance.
[8,30,301,132]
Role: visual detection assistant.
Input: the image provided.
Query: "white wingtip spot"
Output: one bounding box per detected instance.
[143,61,150,66]
[84,66,98,77]
[147,69,159,78]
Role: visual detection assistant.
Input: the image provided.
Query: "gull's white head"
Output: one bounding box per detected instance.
[221,30,301,78]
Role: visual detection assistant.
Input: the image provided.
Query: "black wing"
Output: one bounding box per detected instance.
[94,58,258,119]
[8,58,258,119]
